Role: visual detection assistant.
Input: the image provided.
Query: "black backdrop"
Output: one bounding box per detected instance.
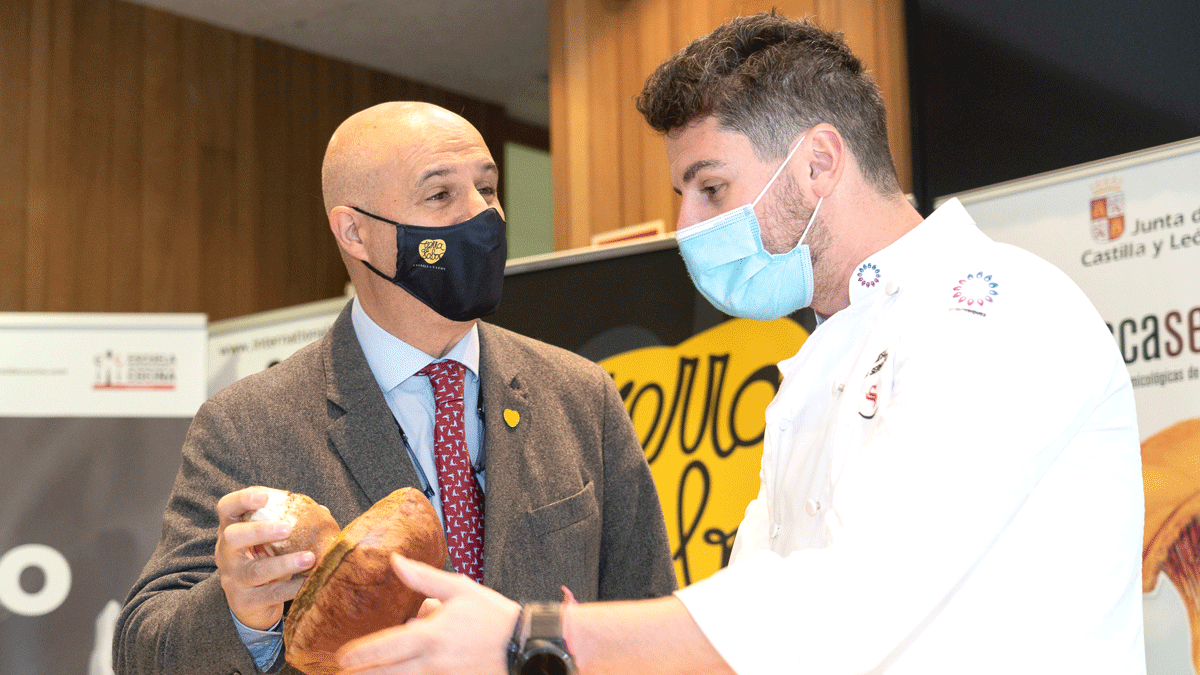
[905,0,1200,215]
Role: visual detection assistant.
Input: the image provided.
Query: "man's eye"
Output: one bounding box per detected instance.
[477,186,496,197]
[701,184,723,198]
[428,190,450,202]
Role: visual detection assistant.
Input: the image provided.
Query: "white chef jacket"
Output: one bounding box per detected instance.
[676,199,1145,674]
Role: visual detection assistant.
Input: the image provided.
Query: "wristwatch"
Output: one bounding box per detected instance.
[508,602,577,675]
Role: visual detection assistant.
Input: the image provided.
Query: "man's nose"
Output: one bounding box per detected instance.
[675,201,702,233]
[464,186,492,220]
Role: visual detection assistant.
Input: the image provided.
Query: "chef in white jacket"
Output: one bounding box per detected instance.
[333,13,1146,675]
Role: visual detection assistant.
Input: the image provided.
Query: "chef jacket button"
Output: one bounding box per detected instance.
[805,499,820,516]
[885,281,900,296]
[771,522,781,539]
[832,380,845,395]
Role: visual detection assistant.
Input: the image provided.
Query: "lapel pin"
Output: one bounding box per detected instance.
[503,409,520,428]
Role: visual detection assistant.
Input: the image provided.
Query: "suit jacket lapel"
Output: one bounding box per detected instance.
[322,302,425,506]
[477,322,532,586]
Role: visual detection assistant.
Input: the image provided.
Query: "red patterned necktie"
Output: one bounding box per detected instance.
[417,359,485,582]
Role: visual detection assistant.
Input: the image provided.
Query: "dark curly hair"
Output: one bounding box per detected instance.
[635,12,900,195]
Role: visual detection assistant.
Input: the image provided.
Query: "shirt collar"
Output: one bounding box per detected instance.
[845,198,980,306]
[350,296,480,393]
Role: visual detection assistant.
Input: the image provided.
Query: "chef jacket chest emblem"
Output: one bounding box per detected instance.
[858,349,889,419]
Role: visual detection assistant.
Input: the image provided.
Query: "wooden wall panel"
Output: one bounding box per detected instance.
[1,0,532,320]
[22,0,51,312]
[550,0,911,247]
[108,0,145,313]
[0,0,32,310]
[41,0,75,312]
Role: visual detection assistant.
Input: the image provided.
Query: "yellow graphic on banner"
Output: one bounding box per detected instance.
[601,318,808,585]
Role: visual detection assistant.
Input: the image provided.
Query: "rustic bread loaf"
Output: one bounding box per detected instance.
[284,487,448,675]
[241,488,341,566]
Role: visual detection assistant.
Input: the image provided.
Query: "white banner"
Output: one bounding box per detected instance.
[943,136,1200,673]
[0,313,207,418]
[1,312,206,674]
[207,294,351,397]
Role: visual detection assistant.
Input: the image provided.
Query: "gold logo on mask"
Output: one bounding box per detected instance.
[419,239,447,264]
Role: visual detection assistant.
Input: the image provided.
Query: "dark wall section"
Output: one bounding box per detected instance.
[906,0,1200,215]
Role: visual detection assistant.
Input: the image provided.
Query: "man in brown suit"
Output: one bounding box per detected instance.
[113,102,675,674]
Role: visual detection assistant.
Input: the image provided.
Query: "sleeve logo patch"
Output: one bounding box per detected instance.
[952,272,999,307]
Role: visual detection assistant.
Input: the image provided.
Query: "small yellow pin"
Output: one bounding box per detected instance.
[503,409,520,428]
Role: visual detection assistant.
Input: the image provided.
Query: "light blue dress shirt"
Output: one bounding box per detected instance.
[349,295,486,513]
[235,296,485,669]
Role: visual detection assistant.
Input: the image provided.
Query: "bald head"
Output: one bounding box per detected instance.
[321,102,489,214]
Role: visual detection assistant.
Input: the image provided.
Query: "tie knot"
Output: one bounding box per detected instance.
[418,359,466,405]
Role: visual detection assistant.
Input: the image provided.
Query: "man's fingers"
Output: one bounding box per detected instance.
[230,571,307,605]
[260,573,307,605]
[337,623,425,673]
[222,565,308,630]
[240,551,315,587]
[222,519,292,555]
[391,554,473,601]
[415,597,442,619]
[216,486,270,524]
[336,561,519,675]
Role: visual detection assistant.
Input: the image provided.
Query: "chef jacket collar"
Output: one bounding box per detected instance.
[845,198,978,306]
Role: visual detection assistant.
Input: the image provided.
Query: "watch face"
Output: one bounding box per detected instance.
[520,652,570,675]
[518,640,576,675]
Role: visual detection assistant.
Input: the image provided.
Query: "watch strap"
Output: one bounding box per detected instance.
[528,603,564,641]
[508,602,575,675]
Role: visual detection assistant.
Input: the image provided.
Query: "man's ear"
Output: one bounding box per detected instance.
[329,207,370,262]
[806,124,846,198]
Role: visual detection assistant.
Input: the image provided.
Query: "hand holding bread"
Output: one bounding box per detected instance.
[240,488,341,563]
[214,487,329,630]
[218,485,447,673]
[284,487,448,675]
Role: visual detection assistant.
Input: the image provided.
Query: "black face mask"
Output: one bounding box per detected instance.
[353,206,507,321]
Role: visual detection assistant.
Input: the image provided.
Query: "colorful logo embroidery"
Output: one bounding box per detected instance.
[953,272,999,306]
[856,262,881,287]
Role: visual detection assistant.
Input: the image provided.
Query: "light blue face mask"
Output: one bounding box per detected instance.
[675,134,823,321]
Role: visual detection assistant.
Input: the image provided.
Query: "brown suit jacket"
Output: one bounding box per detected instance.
[114,303,675,674]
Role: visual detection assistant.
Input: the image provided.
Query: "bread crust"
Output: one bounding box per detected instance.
[284,487,448,675]
[242,488,341,565]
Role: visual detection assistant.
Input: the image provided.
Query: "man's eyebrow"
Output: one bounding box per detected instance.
[416,167,454,185]
[416,162,498,186]
[681,159,721,185]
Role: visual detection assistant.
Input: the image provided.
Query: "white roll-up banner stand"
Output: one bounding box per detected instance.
[0,312,206,675]
[941,136,1200,673]
[207,293,353,397]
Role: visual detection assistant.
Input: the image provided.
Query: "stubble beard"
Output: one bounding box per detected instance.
[760,172,833,309]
